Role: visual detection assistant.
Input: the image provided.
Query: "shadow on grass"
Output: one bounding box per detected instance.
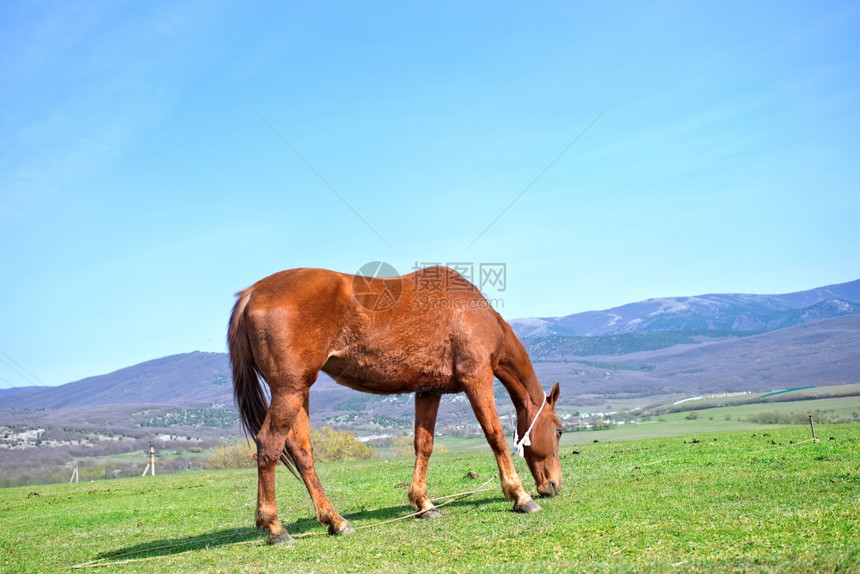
[283,493,504,535]
[79,527,262,566]
[77,495,505,567]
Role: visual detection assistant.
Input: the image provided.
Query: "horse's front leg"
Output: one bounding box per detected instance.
[409,392,442,518]
[462,372,541,514]
[285,394,355,535]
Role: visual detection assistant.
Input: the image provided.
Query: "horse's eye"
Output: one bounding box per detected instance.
[556,428,563,438]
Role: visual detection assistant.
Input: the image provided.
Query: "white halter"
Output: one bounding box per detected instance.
[512,392,547,458]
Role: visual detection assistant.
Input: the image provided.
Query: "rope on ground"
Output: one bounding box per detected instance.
[288,471,500,540]
[71,472,500,570]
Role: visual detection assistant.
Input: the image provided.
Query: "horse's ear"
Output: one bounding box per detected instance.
[548,382,561,405]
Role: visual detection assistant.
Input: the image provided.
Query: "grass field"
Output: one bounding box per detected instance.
[429,393,860,453]
[2,423,858,573]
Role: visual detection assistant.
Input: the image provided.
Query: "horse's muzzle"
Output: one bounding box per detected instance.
[538,481,561,497]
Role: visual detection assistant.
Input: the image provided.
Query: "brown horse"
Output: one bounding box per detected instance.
[228,266,562,545]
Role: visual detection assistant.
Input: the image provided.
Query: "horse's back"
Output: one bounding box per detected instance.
[239,266,508,392]
[248,268,349,302]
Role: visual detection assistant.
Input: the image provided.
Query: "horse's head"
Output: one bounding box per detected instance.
[523,382,563,497]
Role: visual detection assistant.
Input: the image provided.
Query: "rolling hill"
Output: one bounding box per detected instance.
[526,314,860,405]
[509,278,860,337]
[0,352,233,410]
[1,279,858,426]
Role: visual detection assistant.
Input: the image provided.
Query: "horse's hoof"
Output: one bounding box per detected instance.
[329,522,356,536]
[418,509,442,519]
[514,499,542,514]
[266,530,294,546]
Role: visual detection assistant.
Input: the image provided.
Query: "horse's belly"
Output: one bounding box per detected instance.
[322,351,461,395]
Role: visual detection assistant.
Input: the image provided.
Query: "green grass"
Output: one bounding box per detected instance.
[411,393,860,453]
[559,394,860,445]
[2,423,858,573]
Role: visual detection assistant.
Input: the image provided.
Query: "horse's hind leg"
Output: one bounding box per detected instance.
[255,391,304,545]
[285,394,355,535]
[409,392,442,518]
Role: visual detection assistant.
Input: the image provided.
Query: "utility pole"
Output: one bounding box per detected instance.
[69,464,78,484]
[808,414,819,443]
[141,441,160,476]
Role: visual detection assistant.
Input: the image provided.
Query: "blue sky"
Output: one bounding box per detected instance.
[2,1,858,386]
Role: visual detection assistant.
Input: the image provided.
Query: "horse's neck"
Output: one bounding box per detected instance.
[498,324,545,418]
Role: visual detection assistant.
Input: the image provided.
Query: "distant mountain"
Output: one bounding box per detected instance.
[509,279,860,337]
[528,314,860,402]
[1,319,857,421]
[2,279,858,423]
[0,352,233,410]
[0,386,46,399]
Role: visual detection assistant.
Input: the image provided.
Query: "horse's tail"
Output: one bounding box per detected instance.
[227,287,299,478]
